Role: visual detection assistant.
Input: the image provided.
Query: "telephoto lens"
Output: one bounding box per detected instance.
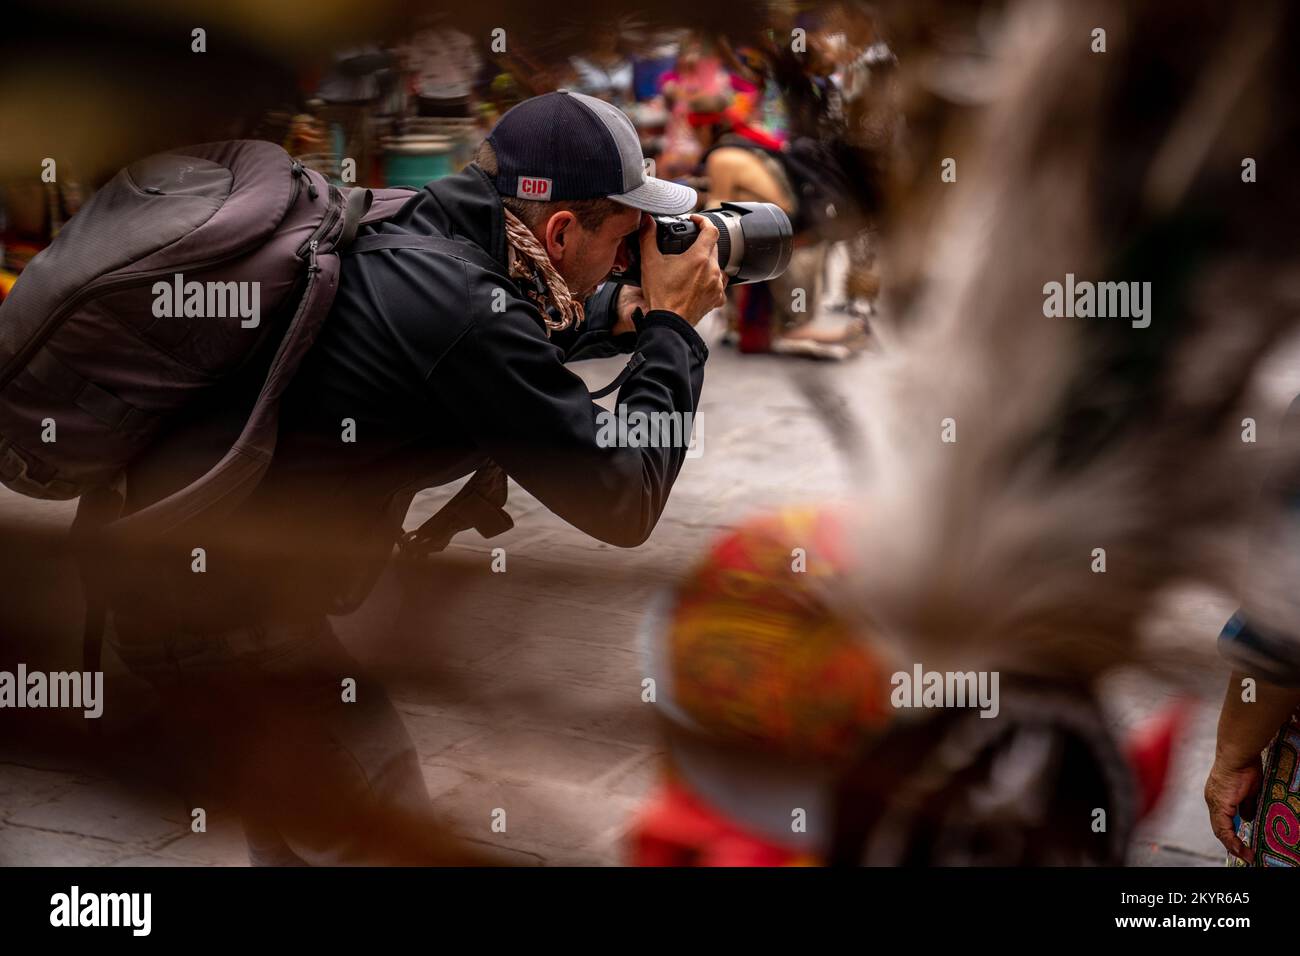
[614,201,793,287]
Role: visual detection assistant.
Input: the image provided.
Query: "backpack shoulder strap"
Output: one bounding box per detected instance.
[347,232,512,284]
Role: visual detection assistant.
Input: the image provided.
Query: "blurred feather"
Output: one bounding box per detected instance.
[829,0,1300,686]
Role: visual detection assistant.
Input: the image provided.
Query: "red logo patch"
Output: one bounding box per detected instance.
[517,176,553,200]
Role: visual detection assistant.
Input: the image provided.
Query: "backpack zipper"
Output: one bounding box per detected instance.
[290,160,318,201]
[296,184,341,259]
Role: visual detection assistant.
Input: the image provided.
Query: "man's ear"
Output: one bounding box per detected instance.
[543,210,578,263]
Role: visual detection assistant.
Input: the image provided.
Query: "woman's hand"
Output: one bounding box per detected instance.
[1204,755,1262,863]
[1205,669,1300,863]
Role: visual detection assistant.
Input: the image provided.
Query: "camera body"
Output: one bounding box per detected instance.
[613,201,793,287]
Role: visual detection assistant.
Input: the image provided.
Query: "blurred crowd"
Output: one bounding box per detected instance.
[278,11,893,357]
[1,8,896,357]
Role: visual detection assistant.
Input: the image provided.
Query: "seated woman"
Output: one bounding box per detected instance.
[684,37,880,358]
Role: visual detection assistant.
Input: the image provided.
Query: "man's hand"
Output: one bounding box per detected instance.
[638,213,727,326]
[1205,755,1262,863]
[612,284,647,336]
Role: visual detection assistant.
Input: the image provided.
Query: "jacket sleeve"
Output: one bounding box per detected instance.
[426,272,708,547]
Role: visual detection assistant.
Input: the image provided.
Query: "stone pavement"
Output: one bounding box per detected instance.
[2,306,1291,867]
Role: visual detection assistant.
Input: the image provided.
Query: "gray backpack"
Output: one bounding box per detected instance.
[0,140,525,673]
[0,139,426,535]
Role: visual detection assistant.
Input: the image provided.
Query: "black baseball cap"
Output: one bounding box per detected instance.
[486,90,697,215]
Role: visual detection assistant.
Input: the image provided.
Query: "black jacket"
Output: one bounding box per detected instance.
[118,164,708,628]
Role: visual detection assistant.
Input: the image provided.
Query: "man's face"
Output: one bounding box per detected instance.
[543,206,643,300]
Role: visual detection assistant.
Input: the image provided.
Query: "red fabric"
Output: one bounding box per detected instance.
[1124,702,1186,819]
[723,109,785,152]
[687,111,725,127]
[687,109,783,152]
[631,779,812,866]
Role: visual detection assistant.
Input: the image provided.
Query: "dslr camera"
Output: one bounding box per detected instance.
[613,201,793,287]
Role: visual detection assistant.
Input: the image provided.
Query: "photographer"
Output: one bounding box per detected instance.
[107,90,726,864]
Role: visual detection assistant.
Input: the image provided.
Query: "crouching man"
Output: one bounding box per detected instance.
[108,91,725,863]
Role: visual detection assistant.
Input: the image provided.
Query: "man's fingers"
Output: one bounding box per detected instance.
[689,214,721,255]
[616,282,645,314]
[638,214,659,258]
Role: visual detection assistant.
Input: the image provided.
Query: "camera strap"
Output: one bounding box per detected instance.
[589,351,646,399]
[398,463,513,560]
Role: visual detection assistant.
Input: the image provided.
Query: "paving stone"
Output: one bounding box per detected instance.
[0,824,126,866]
[454,593,646,648]
[487,681,660,748]
[112,853,207,867]
[541,848,619,867]
[581,826,639,866]
[601,750,666,800]
[1128,842,1220,867]
[420,763,477,800]
[387,667,513,716]
[442,728,641,787]
[431,777,640,853]
[7,782,187,846]
[399,711,491,759]
[0,763,81,819]
[456,838,546,866]
[153,814,250,866]
[473,636,647,696]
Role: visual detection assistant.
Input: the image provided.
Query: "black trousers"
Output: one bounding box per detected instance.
[110,612,441,865]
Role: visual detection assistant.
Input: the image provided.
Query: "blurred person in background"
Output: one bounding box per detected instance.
[399,13,483,118]
[656,34,731,180]
[568,28,635,105]
[686,24,887,358]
